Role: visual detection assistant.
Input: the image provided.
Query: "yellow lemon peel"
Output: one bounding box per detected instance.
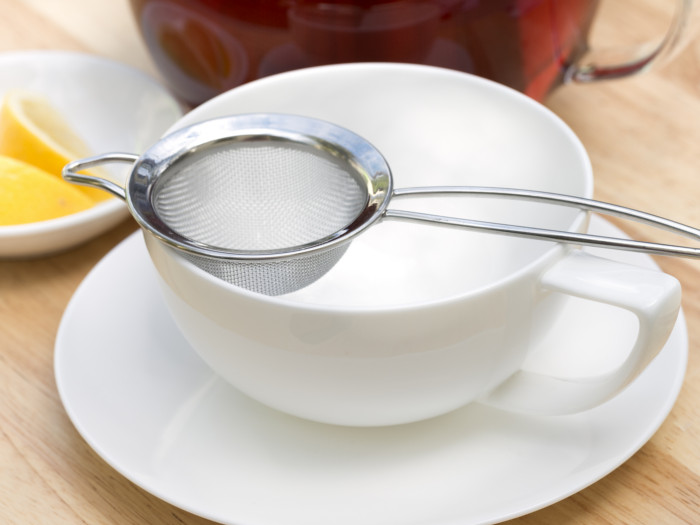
[0,155,94,225]
[0,89,109,202]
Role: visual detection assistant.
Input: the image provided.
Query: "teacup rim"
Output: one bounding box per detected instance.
[159,62,593,312]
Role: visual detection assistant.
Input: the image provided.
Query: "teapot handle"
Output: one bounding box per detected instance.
[569,0,693,83]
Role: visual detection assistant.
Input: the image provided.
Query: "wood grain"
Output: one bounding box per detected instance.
[0,1,698,523]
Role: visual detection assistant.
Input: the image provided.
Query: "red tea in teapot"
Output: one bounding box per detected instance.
[130,0,600,105]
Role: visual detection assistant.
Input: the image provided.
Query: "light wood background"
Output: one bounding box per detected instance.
[1,0,698,523]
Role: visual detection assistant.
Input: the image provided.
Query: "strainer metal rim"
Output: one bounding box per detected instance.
[126,113,394,261]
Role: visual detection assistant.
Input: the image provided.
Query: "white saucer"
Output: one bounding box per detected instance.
[55,216,687,525]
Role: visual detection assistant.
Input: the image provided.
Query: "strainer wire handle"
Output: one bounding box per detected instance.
[387,186,700,259]
[63,152,139,200]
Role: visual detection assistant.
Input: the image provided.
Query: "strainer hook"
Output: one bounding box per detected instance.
[63,152,138,200]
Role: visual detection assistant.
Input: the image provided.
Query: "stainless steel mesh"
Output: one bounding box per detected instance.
[180,244,350,296]
[150,138,368,295]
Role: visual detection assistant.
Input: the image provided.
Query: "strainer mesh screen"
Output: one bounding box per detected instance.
[150,138,368,295]
[153,140,367,250]
[179,243,351,296]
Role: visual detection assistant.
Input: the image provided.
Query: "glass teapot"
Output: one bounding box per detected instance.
[130,0,693,106]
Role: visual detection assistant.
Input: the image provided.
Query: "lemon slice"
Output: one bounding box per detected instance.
[0,89,110,202]
[0,155,94,225]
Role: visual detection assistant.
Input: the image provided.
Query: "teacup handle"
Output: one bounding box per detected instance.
[569,0,692,83]
[481,250,681,415]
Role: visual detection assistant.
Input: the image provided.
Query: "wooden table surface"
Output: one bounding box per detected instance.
[1,1,699,523]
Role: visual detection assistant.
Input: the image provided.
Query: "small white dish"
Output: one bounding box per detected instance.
[0,50,183,257]
[55,216,687,525]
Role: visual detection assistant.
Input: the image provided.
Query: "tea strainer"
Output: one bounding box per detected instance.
[63,113,700,295]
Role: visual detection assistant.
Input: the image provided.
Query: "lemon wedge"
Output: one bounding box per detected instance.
[0,155,94,225]
[0,89,109,202]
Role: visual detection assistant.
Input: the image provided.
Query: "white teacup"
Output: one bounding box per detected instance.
[145,63,681,426]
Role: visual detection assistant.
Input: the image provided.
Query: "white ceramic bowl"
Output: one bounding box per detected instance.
[0,50,183,258]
